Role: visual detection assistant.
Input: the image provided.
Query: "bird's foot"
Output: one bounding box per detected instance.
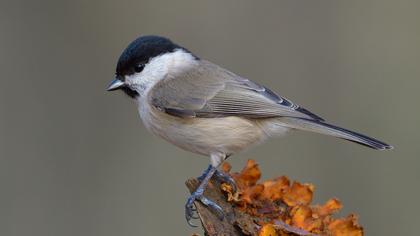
[185,190,224,227]
[186,164,224,226]
[214,170,237,193]
[197,167,237,193]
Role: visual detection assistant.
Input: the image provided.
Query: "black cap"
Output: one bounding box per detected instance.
[116,35,186,77]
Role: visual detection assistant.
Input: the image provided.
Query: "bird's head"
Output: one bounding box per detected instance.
[107,35,197,98]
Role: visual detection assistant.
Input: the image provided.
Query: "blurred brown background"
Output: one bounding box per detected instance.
[1,0,419,235]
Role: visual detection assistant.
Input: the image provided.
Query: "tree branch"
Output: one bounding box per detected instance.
[185,160,364,236]
[186,178,258,236]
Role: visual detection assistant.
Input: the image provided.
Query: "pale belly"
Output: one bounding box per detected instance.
[138,102,267,157]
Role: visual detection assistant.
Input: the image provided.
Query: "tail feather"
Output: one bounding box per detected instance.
[277,117,393,150]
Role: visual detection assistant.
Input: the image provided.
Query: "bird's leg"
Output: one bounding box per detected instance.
[185,164,224,227]
[198,166,237,193]
[196,164,213,182]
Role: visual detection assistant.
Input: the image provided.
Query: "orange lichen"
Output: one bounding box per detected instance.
[327,214,363,236]
[257,176,290,203]
[221,159,364,236]
[259,224,278,236]
[233,159,261,187]
[283,182,314,207]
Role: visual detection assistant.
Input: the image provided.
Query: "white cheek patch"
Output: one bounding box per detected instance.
[125,73,153,96]
[125,49,197,96]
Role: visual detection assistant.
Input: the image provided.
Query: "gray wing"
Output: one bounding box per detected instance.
[149,60,324,121]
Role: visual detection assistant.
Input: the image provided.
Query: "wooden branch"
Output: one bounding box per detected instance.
[186,178,258,236]
[186,160,364,236]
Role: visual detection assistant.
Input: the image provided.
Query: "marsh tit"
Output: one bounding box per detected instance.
[107,35,392,226]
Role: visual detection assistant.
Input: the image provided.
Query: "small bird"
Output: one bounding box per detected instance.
[107,35,392,226]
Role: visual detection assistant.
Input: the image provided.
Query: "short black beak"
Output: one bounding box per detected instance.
[106,78,125,91]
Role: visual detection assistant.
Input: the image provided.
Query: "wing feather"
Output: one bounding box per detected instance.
[149,60,324,121]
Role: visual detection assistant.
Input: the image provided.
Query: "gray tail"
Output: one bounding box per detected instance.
[278,117,393,150]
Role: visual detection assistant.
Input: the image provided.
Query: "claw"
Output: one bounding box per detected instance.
[185,192,225,225]
[200,196,224,220]
[187,218,198,228]
[185,164,225,226]
[185,199,198,227]
[191,214,200,219]
[214,170,237,193]
[185,195,198,225]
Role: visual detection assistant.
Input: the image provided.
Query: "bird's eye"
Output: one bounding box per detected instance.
[134,64,145,73]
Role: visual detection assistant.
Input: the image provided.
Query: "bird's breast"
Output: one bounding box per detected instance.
[136,98,267,156]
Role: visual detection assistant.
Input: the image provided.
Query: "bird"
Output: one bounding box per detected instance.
[107,35,393,226]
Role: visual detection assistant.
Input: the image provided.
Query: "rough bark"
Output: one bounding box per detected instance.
[186,178,258,236]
